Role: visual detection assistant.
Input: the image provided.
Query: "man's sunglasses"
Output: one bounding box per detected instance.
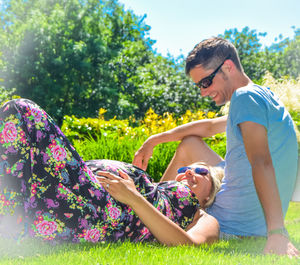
[177,166,209,175]
[195,56,231,89]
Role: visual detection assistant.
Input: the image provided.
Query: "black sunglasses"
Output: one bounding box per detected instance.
[195,56,231,89]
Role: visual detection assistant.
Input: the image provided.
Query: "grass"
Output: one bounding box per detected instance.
[72,135,181,181]
[0,203,299,265]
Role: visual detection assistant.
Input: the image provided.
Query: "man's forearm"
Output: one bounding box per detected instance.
[149,116,227,145]
[251,160,284,231]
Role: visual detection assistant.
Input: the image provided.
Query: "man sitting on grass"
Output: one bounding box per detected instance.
[133,37,299,258]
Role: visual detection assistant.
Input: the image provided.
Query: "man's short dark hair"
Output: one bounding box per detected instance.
[185,37,243,75]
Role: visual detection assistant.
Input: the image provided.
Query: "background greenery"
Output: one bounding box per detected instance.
[1,0,300,125]
[60,108,225,180]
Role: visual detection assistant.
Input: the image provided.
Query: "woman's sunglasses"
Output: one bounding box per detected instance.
[195,56,231,89]
[177,166,209,175]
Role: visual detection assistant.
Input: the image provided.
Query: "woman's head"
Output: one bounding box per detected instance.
[175,162,224,208]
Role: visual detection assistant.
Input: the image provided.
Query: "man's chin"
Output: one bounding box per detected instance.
[215,101,224,106]
[215,99,228,106]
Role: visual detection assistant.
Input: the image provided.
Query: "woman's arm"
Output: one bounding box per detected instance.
[133,115,227,170]
[96,171,219,246]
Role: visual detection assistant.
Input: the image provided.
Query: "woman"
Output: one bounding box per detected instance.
[0,98,222,245]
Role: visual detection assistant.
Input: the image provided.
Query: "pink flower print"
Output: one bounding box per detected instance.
[36,220,58,236]
[176,186,189,198]
[30,108,43,122]
[64,213,73,218]
[108,206,121,220]
[51,144,67,161]
[84,228,101,243]
[38,215,44,221]
[2,122,17,143]
[31,183,38,195]
[141,227,150,235]
[165,201,173,219]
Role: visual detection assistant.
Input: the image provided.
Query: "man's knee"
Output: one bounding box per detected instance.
[178,136,205,153]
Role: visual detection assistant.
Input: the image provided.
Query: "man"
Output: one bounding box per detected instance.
[133,37,299,257]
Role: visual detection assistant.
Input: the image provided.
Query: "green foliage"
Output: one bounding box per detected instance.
[220,27,268,82]
[1,0,299,124]
[73,134,226,182]
[0,0,214,125]
[61,114,135,142]
[0,86,19,106]
[282,27,300,79]
[0,0,152,123]
[219,26,300,82]
[61,109,227,181]
[111,46,214,118]
[73,134,180,181]
[204,133,227,158]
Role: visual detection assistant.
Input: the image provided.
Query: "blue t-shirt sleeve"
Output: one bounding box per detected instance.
[230,90,268,139]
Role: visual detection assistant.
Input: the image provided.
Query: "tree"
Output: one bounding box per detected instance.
[0,0,154,123]
[219,27,300,82]
[0,0,215,123]
[219,27,269,82]
[282,27,300,79]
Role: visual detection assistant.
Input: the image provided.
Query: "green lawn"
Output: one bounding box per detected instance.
[0,203,299,265]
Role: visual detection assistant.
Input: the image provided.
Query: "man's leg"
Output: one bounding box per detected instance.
[160,136,224,181]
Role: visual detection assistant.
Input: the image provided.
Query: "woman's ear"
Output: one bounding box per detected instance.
[203,196,210,207]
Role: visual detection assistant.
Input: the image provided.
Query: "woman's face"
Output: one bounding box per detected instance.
[175,165,212,207]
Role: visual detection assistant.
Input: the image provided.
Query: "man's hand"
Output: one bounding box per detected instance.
[132,137,155,170]
[264,234,299,258]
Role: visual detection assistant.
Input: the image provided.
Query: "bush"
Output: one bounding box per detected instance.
[62,108,227,181]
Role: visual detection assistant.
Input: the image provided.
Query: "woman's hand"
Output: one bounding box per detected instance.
[96,170,141,206]
[96,171,219,246]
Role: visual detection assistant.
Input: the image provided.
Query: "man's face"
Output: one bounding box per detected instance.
[189,63,232,106]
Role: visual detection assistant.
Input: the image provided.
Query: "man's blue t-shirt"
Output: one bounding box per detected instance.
[206,84,298,236]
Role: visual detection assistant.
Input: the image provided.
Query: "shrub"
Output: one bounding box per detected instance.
[62,108,227,181]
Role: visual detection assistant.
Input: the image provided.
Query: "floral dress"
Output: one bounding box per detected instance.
[0,99,200,243]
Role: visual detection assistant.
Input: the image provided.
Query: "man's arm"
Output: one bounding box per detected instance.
[133,115,227,170]
[239,121,299,257]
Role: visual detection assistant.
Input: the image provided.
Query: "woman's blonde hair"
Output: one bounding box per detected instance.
[189,161,224,208]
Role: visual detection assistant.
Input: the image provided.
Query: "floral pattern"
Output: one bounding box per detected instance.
[0,99,199,243]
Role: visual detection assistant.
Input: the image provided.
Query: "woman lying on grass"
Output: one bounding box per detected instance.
[0,98,223,245]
